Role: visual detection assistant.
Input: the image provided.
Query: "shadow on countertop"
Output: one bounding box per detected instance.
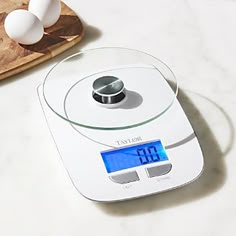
[96,88,234,216]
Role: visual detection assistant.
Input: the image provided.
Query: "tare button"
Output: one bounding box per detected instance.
[109,171,140,184]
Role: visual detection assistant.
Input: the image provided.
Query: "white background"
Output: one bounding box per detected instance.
[0,0,235,235]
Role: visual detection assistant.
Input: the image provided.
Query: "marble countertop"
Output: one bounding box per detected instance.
[0,0,235,235]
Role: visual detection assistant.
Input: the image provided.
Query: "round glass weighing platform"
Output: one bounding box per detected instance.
[43,47,178,130]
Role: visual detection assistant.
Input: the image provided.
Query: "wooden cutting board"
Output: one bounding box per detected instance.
[0,0,84,80]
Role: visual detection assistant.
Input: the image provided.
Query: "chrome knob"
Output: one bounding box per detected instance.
[92,76,126,106]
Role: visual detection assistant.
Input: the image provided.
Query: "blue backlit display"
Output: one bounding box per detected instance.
[101,140,168,173]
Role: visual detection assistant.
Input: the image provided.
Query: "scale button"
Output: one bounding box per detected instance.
[109,171,139,184]
[146,164,172,178]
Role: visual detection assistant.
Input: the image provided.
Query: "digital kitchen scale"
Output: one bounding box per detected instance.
[38,47,204,202]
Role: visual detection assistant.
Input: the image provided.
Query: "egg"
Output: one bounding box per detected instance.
[4,9,44,45]
[29,0,61,28]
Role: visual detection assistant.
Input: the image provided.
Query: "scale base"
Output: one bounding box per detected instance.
[38,85,204,202]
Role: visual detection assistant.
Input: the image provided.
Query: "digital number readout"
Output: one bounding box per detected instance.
[101,140,168,173]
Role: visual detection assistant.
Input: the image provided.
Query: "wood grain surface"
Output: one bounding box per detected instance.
[0,0,84,80]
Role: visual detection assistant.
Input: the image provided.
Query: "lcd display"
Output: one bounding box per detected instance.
[101,140,168,173]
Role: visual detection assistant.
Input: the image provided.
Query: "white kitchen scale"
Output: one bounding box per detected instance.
[38,47,204,202]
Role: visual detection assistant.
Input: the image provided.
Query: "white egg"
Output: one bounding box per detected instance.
[29,0,61,28]
[4,9,44,45]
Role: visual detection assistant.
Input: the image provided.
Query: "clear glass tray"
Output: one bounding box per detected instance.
[43,47,178,130]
